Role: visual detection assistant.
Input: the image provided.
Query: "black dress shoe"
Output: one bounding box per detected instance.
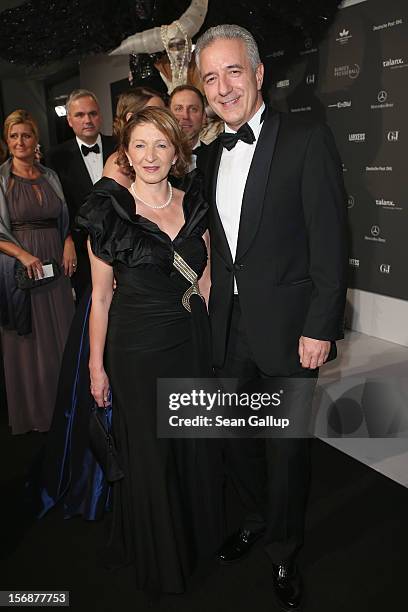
[272,562,303,611]
[217,528,264,565]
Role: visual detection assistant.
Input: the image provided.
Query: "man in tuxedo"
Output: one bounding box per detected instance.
[46,89,115,302]
[195,25,348,610]
[169,85,206,171]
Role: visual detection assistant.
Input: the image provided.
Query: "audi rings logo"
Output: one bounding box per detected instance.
[371,225,380,237]
[347,196,355,209]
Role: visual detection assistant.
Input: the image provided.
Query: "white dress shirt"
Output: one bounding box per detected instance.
[216,103,265,293]
[76,134,103,185]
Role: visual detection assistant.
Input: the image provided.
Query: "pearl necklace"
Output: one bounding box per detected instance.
[130,181,173,210]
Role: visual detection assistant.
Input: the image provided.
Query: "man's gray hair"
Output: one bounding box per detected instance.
[65,89,99,114]
[195,24,261,73]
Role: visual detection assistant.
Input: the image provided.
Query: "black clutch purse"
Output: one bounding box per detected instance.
[89,404,124,483]
[14,258,61,290]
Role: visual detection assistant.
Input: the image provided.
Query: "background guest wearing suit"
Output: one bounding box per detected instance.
[169,85,207,171]
[46,89,115,302]
[195,25,348,611]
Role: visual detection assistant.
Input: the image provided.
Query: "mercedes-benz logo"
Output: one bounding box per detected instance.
[378,90,387,103]
[371,225,380,237]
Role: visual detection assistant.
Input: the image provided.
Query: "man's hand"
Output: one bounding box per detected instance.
[298,336,331,369]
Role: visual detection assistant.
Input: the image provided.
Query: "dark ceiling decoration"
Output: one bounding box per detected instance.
[134,0,156,21]
[128,52,162,86]
[202,0,342,61]
[0,0,188,67]
[0,0,341,68]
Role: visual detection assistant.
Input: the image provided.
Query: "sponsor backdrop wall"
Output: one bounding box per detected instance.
[268,0,407,308]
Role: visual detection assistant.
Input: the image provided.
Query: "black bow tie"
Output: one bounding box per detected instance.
[81,143,100,156]
[219,123,255,150]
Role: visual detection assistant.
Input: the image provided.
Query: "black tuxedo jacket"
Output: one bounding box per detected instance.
[197,108,348,376]
[45,134,116,298]
[46,134,116,228]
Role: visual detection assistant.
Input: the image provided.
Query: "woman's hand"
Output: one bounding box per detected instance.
[90,366,111,408]
[62,236,77,277]
[18,250,43,280]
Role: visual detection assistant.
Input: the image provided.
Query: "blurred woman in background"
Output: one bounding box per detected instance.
[0,110,75,434]
[103,86,165,187]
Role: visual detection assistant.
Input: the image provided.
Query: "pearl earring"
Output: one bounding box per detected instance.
[129,160,133,166]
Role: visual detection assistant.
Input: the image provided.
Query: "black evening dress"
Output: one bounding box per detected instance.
[76,174,222,594]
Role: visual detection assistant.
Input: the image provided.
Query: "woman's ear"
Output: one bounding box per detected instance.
[125,112,133,123]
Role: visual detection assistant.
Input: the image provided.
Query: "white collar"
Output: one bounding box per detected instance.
[76,133,102,152]
[224,102,266,135]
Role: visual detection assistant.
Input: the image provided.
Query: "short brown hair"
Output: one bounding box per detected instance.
[113,87,164,139]
[3,109,39,142]
[117,107,191,179]
[169,85,205,112]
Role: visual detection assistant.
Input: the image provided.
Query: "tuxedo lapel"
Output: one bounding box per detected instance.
[101,134,114,165]
[206,140,234,266]
[68,140,93,194]
[235,109,281,262]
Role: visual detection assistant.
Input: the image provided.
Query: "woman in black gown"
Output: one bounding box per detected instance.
[34,91,168,520]
[76,108,221,594]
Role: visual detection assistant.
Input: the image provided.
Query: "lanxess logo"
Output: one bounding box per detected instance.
[349,133,366,142]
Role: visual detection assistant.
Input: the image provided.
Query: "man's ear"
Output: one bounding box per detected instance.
[66,114,73,129]
[256,63,264,91]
